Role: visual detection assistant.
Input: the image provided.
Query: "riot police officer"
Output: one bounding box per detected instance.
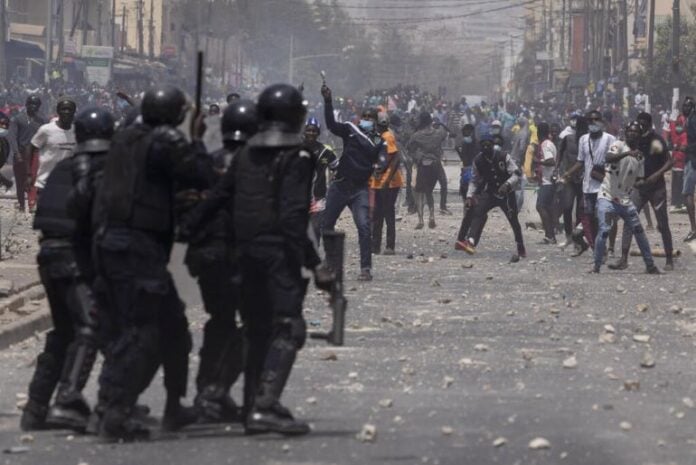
[20,107,109,433]
[185,100,258,423]
[180,84,313,435]
[93,85,203,441]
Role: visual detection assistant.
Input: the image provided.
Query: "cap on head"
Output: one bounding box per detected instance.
[56,99,76,112]
[305,116,321,132]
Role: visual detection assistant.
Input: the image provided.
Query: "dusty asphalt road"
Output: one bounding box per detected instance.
[0,197,695,465]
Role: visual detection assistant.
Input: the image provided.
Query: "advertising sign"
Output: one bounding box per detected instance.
[82,46,114,85]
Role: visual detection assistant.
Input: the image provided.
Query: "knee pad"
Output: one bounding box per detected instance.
[68,282,99,329]
[273,317,307,350]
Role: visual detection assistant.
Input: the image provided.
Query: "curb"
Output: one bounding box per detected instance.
[0,284,49,351]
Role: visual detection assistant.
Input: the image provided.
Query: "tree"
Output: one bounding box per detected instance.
[637,6,696,107]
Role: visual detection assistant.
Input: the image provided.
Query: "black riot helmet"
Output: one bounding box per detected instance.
[251,83,307,147]
[222,99,258,143]
[25,94,42,110]
[74,106,115,154]
[141,85,189,126]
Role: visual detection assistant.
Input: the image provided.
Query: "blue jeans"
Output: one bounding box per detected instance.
[594,198,654,270]
[321,179,371,271]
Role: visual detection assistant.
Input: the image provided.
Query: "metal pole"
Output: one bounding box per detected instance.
[672,0,680,112]
[0,0,7,85]
[56,0,64,68]
[82,0,89,45]
[149,0,154,58]
[647,0,655,76]
[111,0,116,50]
[45,0,54,84]
[288,34,294,84]
[621,0,628,82]
[97,0,103,45]
[137,0,144,56]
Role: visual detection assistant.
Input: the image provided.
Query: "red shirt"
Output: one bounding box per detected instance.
[669,115,687,170]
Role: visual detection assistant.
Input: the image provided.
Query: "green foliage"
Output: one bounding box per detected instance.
[638,7,696,105]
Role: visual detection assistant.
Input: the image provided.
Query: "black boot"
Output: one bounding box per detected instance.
[194,384,242,424]
[20,399,49,431]
[22,350,63,431]
[161,396,197,432]
[245,402,310,436]
[99,406,151,442]
[46,341,98,431]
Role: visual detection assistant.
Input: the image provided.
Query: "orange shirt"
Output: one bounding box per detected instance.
[370,130,404,189]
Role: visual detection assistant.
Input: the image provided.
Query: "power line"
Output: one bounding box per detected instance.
[328,0,541,25]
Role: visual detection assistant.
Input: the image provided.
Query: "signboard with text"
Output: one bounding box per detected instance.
[81,46,114,85]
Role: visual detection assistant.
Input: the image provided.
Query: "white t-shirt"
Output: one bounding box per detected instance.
[577,132,616,194]
[599,141,644,205]
[540,139,557,185]
[30,121,76,189]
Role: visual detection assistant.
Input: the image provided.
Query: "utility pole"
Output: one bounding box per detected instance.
[149,0,155,58]
[288,34,294,84]
[620,0,628,81]
[45,0,54,84]
[97,0,103,46]
[137,0,144,56]
[121,4,127,53]
[56,0,64,68]
[560,0,566,66]
[111,0,116,51]
[0,0,7,85]
[82,0,89,45]
[672,0,680,111]
[647,0,655,76]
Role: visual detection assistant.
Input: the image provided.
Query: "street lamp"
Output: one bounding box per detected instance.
[287,34,345,84]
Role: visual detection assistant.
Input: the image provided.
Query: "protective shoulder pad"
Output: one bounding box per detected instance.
[152,125,187,146]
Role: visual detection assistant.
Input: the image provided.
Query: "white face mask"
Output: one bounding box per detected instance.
[493,144,502,153]
[0,128,8,138]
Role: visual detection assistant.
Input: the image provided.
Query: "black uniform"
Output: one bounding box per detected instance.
[22,158,99,432]
[93,121,202,440]
[306,139,337,242]
[180,83,313,436]
[466,149,525,250]
[185,144,245,422]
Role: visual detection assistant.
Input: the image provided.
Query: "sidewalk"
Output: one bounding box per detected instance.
[0,198,48,350]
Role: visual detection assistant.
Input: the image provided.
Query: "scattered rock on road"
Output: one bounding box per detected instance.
[528,437,551,449]
[356,424,377,443]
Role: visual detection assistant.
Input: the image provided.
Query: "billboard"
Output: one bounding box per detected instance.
[81,46,114,85]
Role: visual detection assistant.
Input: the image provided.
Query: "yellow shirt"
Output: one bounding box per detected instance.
[370,130,404,189]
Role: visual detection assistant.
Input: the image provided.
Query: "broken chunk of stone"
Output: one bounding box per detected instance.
[562,356,578,369]
[623,380,640,391]
[356,424,377,442]
[636,303,649,313]
[492,437,507,447]
[632,334,651,343]
[640,352,656,368]
[441,426,454,436]
[0,279,14,297]
[528,437,551,449]
[378,399,393,408]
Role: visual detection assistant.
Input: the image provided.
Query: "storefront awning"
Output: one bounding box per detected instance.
[10,23,45,37]
[6,39,45,60]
